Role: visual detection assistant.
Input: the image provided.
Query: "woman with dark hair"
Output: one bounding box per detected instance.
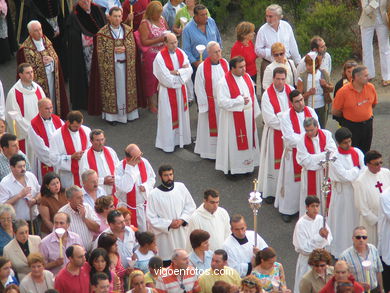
[334,60,358,96]
[252,247,290,292]
[134,231,157,273]
[188,229,212,271]
[38,172,67,235]
[0,257,18,290]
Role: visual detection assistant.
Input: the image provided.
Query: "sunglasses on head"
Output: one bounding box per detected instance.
[354,235,368,240]
[242,280,257,288]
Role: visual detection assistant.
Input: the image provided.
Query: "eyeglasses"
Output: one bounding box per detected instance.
[0,217,12,222]
[314,264,327,268]
[354,235,368,240]
[242,280,257,288]
[273,52,285,57]
[368,161,383,166]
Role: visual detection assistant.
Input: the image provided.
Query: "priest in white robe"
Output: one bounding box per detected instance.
[194,41,229,159]
[296,117,337,217]
[275,90,318,222]
[353,150,390,246]
[223,214,268,277]
[153,33,193,152]
[115,144,155,232]
[379,186,390,292]
[6,63,46,167]
[49,111,91,188]
[146,165,196,262]
[258,67,294,203]
[186,189,230,251]
[328,127,364,258]
[79,129,119,195]
[216,56,260,174]
[28,98,64,182]
[293,196,332,293]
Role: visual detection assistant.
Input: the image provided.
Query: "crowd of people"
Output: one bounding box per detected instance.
[0,0,390,293]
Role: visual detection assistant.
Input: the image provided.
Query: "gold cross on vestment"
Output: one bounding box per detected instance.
[238,129,246,143]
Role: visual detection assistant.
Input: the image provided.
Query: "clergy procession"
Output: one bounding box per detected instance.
[1,0,390,293]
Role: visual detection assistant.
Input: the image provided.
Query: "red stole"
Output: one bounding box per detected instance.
[267,85,292,169]
[160,47,187,129]
[203,57,229,137]
[30,114,62,177]
[225,72,256,150]
[122,159,147,227]
[304,129,326,196]
[338,146,360,168]
[290,107,312,182]
[61,124,88,187]
[15,87,43,153]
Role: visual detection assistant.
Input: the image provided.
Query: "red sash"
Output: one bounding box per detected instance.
[15,87,43,153]
[122,159,147,227]
[31,114,62,177]
[304,129,326,196]
[160,47,187,129]
[225,72,256,150]
[267,85,292,169]
[61,124,88,187]
[203,57,229,137]
[290,107,312,182]
[338,146,360,168]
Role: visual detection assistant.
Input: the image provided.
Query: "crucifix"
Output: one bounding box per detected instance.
[119,104,126,116]
[375,181,383,193]
[238,129,246,143]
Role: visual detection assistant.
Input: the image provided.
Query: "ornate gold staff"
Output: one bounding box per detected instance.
[318,150,336,227]
[248,179,262,247]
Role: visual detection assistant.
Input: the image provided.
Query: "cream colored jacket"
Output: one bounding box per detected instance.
[359,0,389,27]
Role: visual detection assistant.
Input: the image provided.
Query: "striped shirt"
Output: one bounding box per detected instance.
[156,265,200,293]
[340,244,383,289]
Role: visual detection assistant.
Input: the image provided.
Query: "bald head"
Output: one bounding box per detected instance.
[38,98,53,119]
[27,20,43,41]
[334,260,350,282]
[164,33,178,52]
[125,144,142,166]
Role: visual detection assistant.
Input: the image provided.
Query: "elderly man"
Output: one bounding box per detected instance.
[58,186,100,251]
[258,67,294,205]
[17,20,69,118]
[296,117,337,216]
[39,212,83,275]
[223,214,268,277]
[340,226,384,293]
[6,63,45,165]
[194,41,229,159]
[198,250,241,293]
[255,4,301,86]
[332,65,377,154]
[115,144,155,231]
[28,98,64,182]
[187,189,230,252]
[81,169,106,209]
[54,245,90,293]
[153,33,193,152]
[50,111,91,188]
[156,249,200,293]
[89,6,138,123]
[216,56,260,175]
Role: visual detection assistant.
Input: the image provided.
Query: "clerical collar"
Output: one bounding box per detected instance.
[169,50,176,54]
[41,115,52,121]
[157,182,175,192]
[232,233,248,245]
[21,82,34,91]
[211,61,220,65]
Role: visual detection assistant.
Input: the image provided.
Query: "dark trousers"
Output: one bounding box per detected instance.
[382,258,390,293]
[340,117,373,154]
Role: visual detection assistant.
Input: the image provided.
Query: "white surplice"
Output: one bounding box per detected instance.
[275,107,318,215]
[223,231,268,278]
[6,80,45,166]
[353,167,390,246]
[153,48,193,152]
[258,84,294,198]
[186,204,230,251]
[194,59,228,159]
[79,146,120,195]
[296,129,337,217]
[115,157,156,232]
[328,147,364,258]
[379,187,390,265]
[49,125,91,188]
[146,182,196,260]
[215,74,260,174]
[27,115,64,182]
[293,214,332,293]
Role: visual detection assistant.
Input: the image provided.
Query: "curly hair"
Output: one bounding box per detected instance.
[308,248,332,266]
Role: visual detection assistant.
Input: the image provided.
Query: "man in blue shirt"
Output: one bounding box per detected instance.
[162,0,185,32]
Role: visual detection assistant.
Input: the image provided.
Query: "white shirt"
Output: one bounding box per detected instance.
[296,52,332,76]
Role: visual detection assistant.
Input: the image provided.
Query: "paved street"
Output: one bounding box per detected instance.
[1,55,390,288]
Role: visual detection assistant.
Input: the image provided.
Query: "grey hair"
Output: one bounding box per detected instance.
[81,169,97,184]
[353,226,367,235]
[54,212,71,224]
[334,260,349,271]
[266,4,283,18]
[352,65,368,80]
[65,185,83,200]
[303,117,318,128]
[207,41,219,52]
[0,204,16,218]
[27,20,41,33]
[171,249,186,261]
[13,219,28,232]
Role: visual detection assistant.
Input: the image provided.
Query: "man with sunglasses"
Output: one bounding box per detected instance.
[353,150,390,246]
[340,226,384,293]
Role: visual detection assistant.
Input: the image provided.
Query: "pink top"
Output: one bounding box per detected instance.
[142,17,167,51]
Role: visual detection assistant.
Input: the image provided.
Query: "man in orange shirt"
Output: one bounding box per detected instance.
[332,65,377,153]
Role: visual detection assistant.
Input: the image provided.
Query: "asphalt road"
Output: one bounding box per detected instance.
[1,56,390,289]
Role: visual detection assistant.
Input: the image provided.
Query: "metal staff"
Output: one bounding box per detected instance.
[307,52,318,108]
[318,150,336,227]
[248,179,262,247]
